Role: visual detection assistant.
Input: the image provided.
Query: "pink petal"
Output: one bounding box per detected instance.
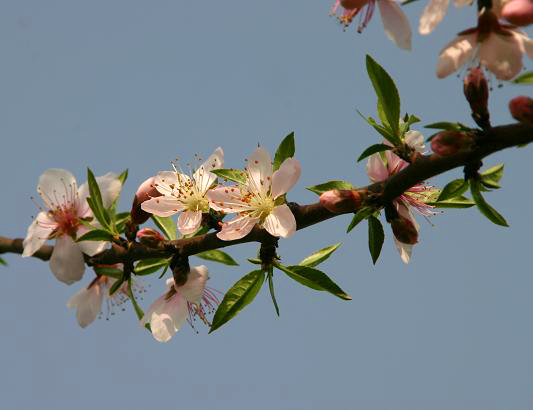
[217,215,259,241]
[246,147,273,196]
[178,265,208,303]
[366,153,389,182]
[22,211,56,257]
[207,186,254,213]
[37,169,78,210]
[378,0,412,50]
[141,196,184,217]
[436,34,476,78]
[50,235,85,285]
[154,171,189,196]
[480,32,524,80]
[271,158,301,199]
[263,204,297,238]
[193,147,224,195]
[177,210,203,235]
[419,0,449,35]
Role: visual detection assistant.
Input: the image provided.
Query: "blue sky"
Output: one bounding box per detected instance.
[1,1,532,409]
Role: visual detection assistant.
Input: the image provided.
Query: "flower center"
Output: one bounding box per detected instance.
[50,205,80,237]
[250,196,275,221]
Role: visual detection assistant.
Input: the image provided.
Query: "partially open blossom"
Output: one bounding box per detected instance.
[390,215,419,244]
[502,0,533,26]
[207,147,301,241]
[431,130,474,156]
[436,10,533,80]
[419,0,472,35]
[330,0,412,50]
[23,169,121,284]
[464,66,489,120]
[140,265,219,342]
[509,95,533,123]
[130,177,161,225]
[141,148,224,236]
[320,189,362,213]
[136,228,165,247]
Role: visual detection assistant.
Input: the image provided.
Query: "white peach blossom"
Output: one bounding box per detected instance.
[419,0,473,35]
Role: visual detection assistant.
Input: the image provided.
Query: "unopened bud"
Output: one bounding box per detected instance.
[340,0,369,9]
[431,131,474,157]
[464,67,489,121]
[390,217,418,245]
[502,0,533,26]
[136,228,165,247]
[320,189,362,213]
[130,177,161,225]
[509,96,533,124]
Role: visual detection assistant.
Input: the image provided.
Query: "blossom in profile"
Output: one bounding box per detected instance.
[141,266,219,342]
[23,169,121,284]
[419,0,472,35]
[331,0,412,50]
[207,147,301,241]
[141,148,224,235]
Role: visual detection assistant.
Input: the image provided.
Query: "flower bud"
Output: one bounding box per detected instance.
[390,217,418,245]
[136,228,165,247]
[320,189,362,213]
[340,0,369,9]
[431,131,474,157]
[502,0,533,26]
[463,67,489,120]
[130,177,161,225]
[509,96,533,124]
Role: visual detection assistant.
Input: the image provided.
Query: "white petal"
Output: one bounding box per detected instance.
[193,147,224,195]
[77,172,122,217]
[404,130,425,153]
[378,0,412,50]
[394,236,413,264]
[397,200,420,232]
[154,171,190,196]
[263,204,297,238]
[419,0,449,35]
[50,235,85,285]
[436,34,476,78]
[516,31,533,59]
[177,210,203,235]
[453,0,471,6]
[67,284,103,328]
[480,32,523,80]
[22,211,56,257]
[178,265,208,303]
[141,196,184,217]
[37,169,78,210]
[76,224,106,256]
[246,147,273,196]
[217,215,259,241]
[366,153,389,182]
[142,293,188,342]
[271,158,301,199]
[207,186,254,213]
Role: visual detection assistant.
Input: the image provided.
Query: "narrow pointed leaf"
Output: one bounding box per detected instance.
[298,243,341,268]
[426,196,476,208]
[94,266,123,279]
[512,71,533,84]
[347,207,374,233]
[357,111,398,145]
[211,169,247,185]
[368,216,384,264]
[357,144,392,162]
[437,179,469,201]
[77,229,115,242]
[267,269,280,316]
[273,132,295,171]
[151,215,176,240]
[128,278,144,321]
[247,258,262,265]
[196,250,239,266]
[134,258,171,276]
[0,257,6,266]
[87,168,111,230]
[306,180,354,195]
[480,164,504,189]
[470,179,509,227]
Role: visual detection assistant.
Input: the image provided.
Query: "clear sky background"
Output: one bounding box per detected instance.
[1,1,532,409]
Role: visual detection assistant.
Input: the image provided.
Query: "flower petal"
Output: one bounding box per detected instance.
[67,284,103,328]
[154,171,190,196]
[217,215,259,241]
[263,204,297,238]
[207,186,254,213]
[50,235,85,285]
[142,293,188,342]
[404,130,426,153]
[436,34,476,78]
[77,172,122,217]
[394,236,413,264]
[419,0,449,35]
[193,147,224,195]
[37,169,78,210]
[271,158,301,199]
[366,153,389,182]
[76,224,106,256]
[178,265,208,303]
[480,32,524,80]
[378,0,412,50]
[22,211,56,257]
[177,210,202,235]
[141,196,184,217]
[246,147,273,196]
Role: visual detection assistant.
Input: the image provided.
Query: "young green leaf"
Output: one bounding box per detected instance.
[424,121,468,130]
[134,258,171,276]
[298,243,342,268]
[366,55,400,137]
[93,266,123,279]
[115,212,131,233]
[512,71,533,84]
[426,196,476,208]
[0,257,6,266]
[118,169,129,185]
[357,143,392,162]
[273,132,295,171]
[109,276,126,296]
[275,263,351,300]
[357,111,398,145]
[211,169,247,185]
[470,179,509,227]
[151,215,176,240]
[210,269,265,333]
[347,207,374,233]
[196,250,239,266]
[437,179,469,201]
[368,215,384,264]
[267,268,280,316]
[76,229,115,242]
[128,278,145,321]
[86,168,111,230]
[480,164,504,189]
[247,258,262,265]
[86,197,112,233]
[306,180,354,195]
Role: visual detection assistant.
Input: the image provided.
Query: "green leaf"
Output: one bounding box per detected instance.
[368,216,384,264]
[210,269,265,333]
[0,257,6,266]
[118,169,129,185]
[273,132,295,171]
[109,276,126,296]
[196,250,239,266]
[94,266,123,279]
[134,258,171,276]
[437,179,469,201]
[247,258,262,265]
[357,111,398,145]
[426,196,476,208]
[267,268,280,316]
[77,229,115,242]
[128,278,144,321]
[151,215,176,240]
[347,207,374,233]
[366,55,401,137]
[87,168,111,230]
[402,0,422,5]
[275,263,351,300]
[298,243,341,268]
[357,143,392,162]
[470,179,509,227]
[306,180,354,195]
[115,212,131,233]
[512,71,533,84]
[480,164,504,189]
[211,169,247,185]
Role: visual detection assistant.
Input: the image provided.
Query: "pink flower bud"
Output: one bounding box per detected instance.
[130,177,161,225]
[431,131,474,157]
[320,189,362,213]
[463,67,489,119]
[136,228,165,247]
[502,0,533,26]
[509,96,533,124]
[391,217,418,245]
[340,0,369,9]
